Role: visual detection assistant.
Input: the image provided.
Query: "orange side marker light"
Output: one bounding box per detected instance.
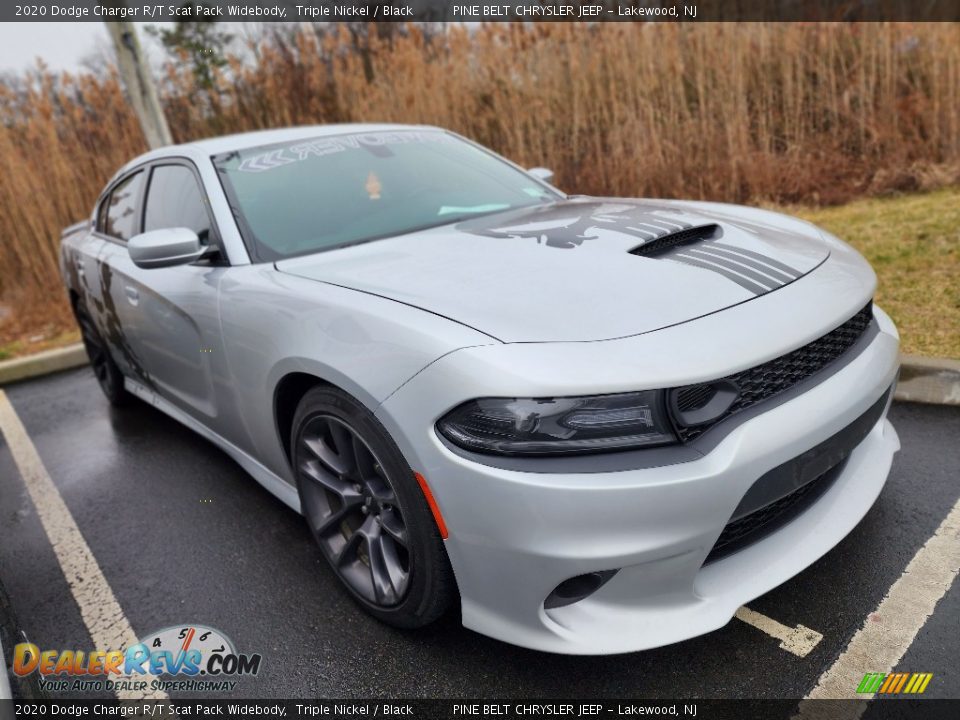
[414,472,449,539]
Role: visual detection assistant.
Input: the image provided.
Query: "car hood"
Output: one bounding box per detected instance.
[275,197,830,342]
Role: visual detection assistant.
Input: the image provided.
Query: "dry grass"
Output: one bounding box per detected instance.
[1,23,958,356]
[793,187,960,358]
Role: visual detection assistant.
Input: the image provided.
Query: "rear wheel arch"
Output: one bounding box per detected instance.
[74,295,130,406]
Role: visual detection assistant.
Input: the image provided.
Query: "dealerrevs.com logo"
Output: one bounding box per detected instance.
[13,624,262,693]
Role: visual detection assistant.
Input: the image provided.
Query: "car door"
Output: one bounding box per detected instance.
[88,169,151,381]
[98,161,228,426]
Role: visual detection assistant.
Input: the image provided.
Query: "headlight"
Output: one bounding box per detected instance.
[436,391,677,456]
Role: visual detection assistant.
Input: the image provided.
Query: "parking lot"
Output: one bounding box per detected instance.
[1,367,958,700]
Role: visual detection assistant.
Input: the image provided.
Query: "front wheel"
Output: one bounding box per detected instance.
[291,386,456,628]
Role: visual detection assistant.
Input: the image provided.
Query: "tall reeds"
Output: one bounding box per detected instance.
[1,22,958,341]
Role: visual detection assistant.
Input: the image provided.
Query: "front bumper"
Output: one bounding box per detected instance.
[377,304,900,654]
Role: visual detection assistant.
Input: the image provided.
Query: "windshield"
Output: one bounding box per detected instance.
[213,130,561,261]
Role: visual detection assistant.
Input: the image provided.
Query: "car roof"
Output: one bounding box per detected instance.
[114,123,440,177]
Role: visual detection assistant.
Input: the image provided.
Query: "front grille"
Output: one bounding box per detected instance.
[672,302,874,442]
[703,463,842,564]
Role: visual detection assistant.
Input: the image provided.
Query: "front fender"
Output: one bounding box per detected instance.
[217,265,497,482]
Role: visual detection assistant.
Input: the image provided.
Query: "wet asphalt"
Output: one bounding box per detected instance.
[0,367,957,700]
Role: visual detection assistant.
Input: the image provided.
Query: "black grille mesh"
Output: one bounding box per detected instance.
[673,302,874,442]
[704,463,842,564]
[630,224,720,257]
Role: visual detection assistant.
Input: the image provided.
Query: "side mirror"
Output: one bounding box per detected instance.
[528,167,555,184]
[128,228,206,269]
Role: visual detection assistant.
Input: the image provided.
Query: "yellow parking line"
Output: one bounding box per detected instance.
[0,390,167,701]
[735,606,823,657]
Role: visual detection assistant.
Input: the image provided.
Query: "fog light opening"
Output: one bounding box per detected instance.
[544,570,618,610]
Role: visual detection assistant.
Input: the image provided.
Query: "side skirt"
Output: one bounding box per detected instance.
[124,377,303,514]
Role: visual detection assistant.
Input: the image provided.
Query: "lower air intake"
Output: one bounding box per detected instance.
[704,463,843,564]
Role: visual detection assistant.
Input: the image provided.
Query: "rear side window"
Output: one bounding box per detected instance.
[103,171,144,241]
[96,197,108,233]
[144,165,213,245]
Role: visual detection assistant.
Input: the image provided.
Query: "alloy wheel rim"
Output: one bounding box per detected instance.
[297,414,411,606]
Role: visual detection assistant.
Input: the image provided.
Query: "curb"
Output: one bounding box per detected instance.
[0,344,958,407]
[0,343,88,386]
[895,354,960,407]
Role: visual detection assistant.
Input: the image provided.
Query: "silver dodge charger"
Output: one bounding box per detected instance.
[60,125,900,654]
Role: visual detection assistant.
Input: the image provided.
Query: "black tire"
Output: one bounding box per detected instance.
[291,385,456,628]
[74,301,130,407]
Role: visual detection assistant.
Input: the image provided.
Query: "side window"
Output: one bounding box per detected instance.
[96,196,109,233]
[104,171,145,241]
[144,165,214,245]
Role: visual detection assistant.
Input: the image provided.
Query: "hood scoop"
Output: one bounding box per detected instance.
[630,224,722,257]
[629,221,810,296]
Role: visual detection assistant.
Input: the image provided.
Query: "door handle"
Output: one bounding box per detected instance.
[75,260,85,277]
[124,285,140,304]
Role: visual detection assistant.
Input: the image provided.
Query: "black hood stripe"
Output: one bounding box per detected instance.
[680,248,783,289]
[645,218,691,231]
[685,246,795,285]
[670,253,771,295]
[624,226,660,238]
[632,221,682,235]
[635,219,689,233]
[455,199,813,296]
[710,241,802,278]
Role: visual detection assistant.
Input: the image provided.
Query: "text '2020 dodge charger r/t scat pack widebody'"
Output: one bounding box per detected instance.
[60,125,900,654]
